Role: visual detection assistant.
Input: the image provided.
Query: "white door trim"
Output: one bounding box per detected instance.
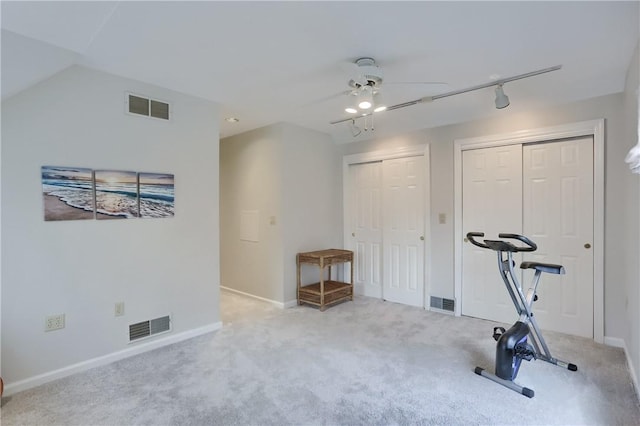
[343,145,431,308]
[453,119,605,343]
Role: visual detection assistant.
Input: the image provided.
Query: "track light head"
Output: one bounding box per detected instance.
[349,119,362,137]
[495,84,510,109]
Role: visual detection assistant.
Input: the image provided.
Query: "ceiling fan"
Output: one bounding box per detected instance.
[340,57,448,116]
[332,59,563,136]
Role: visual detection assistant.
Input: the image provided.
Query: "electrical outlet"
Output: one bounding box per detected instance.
[45,314,65,332]
[115,302,125,317]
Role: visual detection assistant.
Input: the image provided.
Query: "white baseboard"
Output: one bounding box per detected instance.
[4,321,222,397]
[221,286,296,309]
[283,299,298,309]
[604,336,626,348]
[604,336,639,402]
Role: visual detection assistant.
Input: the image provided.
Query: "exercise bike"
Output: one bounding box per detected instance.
[466,232,577,398]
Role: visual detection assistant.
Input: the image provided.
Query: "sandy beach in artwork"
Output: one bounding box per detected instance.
[44,194,123,220]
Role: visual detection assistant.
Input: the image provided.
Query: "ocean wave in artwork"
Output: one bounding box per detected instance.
[42,166,95,220]
[139,175,175,218]
[95,191,139,218]
[94,170,139,219]
[140,198,174,218]
[43,184,94,213]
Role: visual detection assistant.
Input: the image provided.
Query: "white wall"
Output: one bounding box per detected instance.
[1,66,221,386]
[623,40,640,389]
[220,123,341,304]
[340,92,630,341]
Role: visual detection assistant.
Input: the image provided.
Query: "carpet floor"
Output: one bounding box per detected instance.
[1,290,639,425]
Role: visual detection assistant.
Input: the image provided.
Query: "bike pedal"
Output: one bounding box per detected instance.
[492,326,506,341]
[515,343,536,361]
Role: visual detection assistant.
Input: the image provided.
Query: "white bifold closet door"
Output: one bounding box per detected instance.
[349,156,425,307]
[522,138,594,338]
[462,144,524,325]
[461,137,594,338]
[350,161,383,299]
[381,157,425,307]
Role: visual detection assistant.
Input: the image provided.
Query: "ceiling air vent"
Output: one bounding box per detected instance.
[129,315,171,342]
[126,93,170,120]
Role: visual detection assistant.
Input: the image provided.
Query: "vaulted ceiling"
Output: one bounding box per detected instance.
[2,1,638,143]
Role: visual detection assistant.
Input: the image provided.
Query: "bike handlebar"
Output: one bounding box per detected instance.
[466,232,537,252]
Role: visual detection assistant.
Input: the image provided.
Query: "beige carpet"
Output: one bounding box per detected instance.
[1,289,639,425]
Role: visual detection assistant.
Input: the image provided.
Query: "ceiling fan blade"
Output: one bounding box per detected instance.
[300,89,352,108]
[385,82,450,89]
[338,60,360,74]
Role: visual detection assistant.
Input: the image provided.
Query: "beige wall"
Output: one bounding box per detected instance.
[280,124,343,302]
[220,125,285,301]
[220,123,342,304]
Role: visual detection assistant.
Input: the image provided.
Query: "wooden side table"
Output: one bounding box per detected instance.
[296,249,354,311]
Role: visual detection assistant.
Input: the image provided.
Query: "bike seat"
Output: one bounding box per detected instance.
[520,261,565,274]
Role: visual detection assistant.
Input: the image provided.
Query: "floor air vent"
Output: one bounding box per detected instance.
[430,296,455,312]
[129,315,171,342]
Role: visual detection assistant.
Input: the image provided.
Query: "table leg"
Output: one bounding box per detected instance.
[320,258,325,310]
[296,254,302,305]
[350,256,354,300]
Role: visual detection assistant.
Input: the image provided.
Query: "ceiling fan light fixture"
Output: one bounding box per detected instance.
[357,85,373,110]
[494,84,510,109]
[373,93,386,112]
[345,107,358,114]
[358,99,372,109]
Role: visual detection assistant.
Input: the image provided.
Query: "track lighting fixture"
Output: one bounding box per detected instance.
[494,84,510,109]
[348,119,362,137]
[332,64,563,131]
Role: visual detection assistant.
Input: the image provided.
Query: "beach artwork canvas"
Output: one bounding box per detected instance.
[42,166,95,221]
[138,172,175,218]
[94,170,139,219]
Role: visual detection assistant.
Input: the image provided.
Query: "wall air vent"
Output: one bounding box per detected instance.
[430,296,455,313]
[129,315,171,342]
[126,93,170,120]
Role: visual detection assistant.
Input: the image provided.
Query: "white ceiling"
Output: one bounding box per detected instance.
[2,1,638,143]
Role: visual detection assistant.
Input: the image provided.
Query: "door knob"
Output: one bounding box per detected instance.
[420,236,424,241]
[351,232,355,237]
[584,243,591,249]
